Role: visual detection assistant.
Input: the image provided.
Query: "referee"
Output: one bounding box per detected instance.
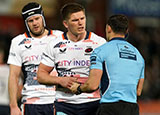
[70,14,145,115]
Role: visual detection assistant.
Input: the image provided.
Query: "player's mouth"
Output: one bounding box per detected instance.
[33,26,39,31]
[78,27,84,31]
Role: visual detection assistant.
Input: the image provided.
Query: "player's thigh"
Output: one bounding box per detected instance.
[55,101,100,115]
[78,100,100,115]
[55,102,75,115]
[22,104,54,115]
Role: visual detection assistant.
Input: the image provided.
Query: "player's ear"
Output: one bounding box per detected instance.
[107,25,112,33]
[63,20,68,28]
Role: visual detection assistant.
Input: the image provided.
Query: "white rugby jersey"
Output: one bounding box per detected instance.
[7,30,63,104]
[41,32,106,104]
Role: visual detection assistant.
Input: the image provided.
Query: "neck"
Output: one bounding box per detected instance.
[30,29,48,38]
[109,34,125,41]
[67,31,87,42]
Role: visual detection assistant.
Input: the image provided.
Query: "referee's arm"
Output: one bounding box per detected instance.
[80,69,102,93]
[137,78,144,96]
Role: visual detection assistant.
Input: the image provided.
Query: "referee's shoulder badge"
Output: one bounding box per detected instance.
[90,56,96,65]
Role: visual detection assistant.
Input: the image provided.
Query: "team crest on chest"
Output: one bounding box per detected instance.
[84,46,93,55]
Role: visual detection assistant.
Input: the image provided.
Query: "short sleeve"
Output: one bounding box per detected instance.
[7,40,22,66]
[140,60,145,79]
[41,40,56,67]
[90,48,103,70]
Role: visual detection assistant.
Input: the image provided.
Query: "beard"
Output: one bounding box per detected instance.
[30,27,45,37]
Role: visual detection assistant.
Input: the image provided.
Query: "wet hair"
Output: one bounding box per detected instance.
[107,14,129,35]
[60,3,85,20]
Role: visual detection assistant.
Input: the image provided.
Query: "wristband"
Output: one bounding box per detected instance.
[76,84,82,94]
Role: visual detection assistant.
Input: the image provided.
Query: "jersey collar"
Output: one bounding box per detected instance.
[24,29,52,38]
[109,37,126,42]
[62,31,91,40]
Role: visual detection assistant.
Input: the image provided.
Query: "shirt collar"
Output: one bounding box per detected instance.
[62,31,90,40]
[109,37,126,42]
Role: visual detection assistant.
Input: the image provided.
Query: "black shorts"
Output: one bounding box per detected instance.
[23,103,54,115]
[96,101,139,115]
[0,105,10,115]
[55,100,100,115]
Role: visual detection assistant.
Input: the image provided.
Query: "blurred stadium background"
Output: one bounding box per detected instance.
[0,0,159,115]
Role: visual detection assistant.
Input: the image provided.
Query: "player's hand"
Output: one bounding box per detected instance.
[70,82,80,93]
[59,77,77,89]
[10,106,22,115]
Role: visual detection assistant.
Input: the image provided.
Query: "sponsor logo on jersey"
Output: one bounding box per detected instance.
[23,63,38,72]
[68,47,83,50]
[25,45,32,49]
[24,55,42,62]
[19,38,31,46]
[59,48,67,53]
[85,47,93,53]
[22,63,39,85]
[35,87,55,91]
[57,68,76,77]
[124,45,128,49]
[57,59,90,66]
[118,44,137,60]
[54,41,69,48]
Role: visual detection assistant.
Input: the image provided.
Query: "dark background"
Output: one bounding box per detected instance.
[0,0,160,114]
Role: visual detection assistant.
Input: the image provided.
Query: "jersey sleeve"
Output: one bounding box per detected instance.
[140,59,145,79]
[136,48,145,79]
[41,40,56,67]
[90,48,103,70]
[7,38,22,66]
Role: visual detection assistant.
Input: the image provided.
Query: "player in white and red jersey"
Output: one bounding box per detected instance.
[37,3,106,115]
[7,2,63,115]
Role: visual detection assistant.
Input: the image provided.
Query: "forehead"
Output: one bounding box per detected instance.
[69,11,85,19]
[27,14,42,21]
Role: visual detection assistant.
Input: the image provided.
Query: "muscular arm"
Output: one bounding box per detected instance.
[137,78,144,96]
[81,69,102,92]
[17,72,24,101]
[8,64,22,114]
[37,63,77,88]
[70,69,102,93]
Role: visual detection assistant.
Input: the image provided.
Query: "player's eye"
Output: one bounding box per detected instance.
[81,17,85,20]
[35,17,40,20]
[28,20,33,23]
[72,19,79,22]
